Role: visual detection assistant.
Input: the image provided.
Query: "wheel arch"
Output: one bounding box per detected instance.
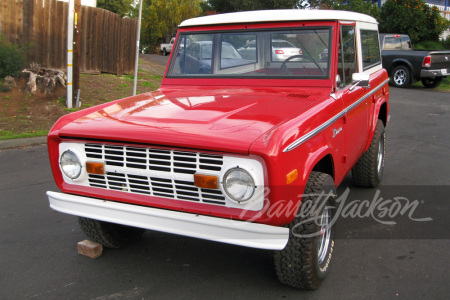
[311,154,335,181]
[390,59,414,76]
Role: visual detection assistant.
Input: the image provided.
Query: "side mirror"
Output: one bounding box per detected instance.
[349,73,370,91]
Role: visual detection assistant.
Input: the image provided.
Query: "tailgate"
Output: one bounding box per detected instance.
[429,51,450,70]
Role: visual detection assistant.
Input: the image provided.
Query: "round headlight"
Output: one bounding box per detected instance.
[223,168,255,202]
[60,150,82,179]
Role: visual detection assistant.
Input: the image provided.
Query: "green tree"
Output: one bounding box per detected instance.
[331,0,380,20]
[97,0,134,17]
[140,0,203,52]
[379,0,450,44]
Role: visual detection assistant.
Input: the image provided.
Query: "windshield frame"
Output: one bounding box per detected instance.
[163,21,337,87]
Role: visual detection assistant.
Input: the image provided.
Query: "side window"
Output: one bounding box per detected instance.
[337,25,357,88]
[401,36,412,50]
[270,33,303,62]
[361,30,381,70]
[171,34,213,75]
[221,34,257,69]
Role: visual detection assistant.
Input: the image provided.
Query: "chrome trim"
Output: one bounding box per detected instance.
[283,78,389,152]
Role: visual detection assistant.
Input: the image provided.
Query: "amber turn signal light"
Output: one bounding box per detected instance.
[286,169,298,184]
[86,162,105,175]
[194,173,218,189]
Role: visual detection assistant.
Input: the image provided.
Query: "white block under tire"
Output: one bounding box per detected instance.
[274,171,336,289]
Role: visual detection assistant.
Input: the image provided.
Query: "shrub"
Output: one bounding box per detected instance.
[0,35,28,78]
[379,0,450,44]
[442,36,450,49]
[415,40,446,50]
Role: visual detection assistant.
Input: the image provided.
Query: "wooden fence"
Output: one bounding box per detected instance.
[0,0,137,75]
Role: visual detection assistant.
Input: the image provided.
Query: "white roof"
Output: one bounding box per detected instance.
[179,10,378,28]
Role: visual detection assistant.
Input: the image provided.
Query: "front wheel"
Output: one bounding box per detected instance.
[78,217,145,248]
[274,172,336,289]
[421,77,443,88]
[391,65,411,88]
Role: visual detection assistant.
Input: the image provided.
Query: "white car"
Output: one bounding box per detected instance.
[238,39,303,62]
[272,39,303,61]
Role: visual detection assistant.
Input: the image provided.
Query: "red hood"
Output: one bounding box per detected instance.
[57,86,329,153]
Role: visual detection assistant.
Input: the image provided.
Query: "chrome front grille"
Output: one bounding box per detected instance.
[84,143,226,205]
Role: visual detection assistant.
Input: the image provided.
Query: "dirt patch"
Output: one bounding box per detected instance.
[0,58,164,138]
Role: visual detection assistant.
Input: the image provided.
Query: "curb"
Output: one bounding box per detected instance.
[0,136,47,150]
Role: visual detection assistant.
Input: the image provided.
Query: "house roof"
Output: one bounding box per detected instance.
[179,10,378,28]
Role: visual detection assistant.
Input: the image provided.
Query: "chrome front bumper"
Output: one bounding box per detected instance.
[47,191,289,250]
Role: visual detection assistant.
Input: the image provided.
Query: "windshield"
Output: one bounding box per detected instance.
[168,27,331,79]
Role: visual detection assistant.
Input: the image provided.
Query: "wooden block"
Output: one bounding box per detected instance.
[77,240,103,259]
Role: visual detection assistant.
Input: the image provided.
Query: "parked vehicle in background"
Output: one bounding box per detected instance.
[160,37,175,56]
[47,10,389,290]
[271,39,303,61]
[237,39,303,62]
[380,34,450,88]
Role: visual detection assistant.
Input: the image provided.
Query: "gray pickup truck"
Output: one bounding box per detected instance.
[380,34,450,88]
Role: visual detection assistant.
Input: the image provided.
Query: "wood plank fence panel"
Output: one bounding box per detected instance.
[0,0,136,75]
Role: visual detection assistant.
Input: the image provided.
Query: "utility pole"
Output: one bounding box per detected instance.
[73,0,81,106]
[133,0,143,96]
[67,0,74,108]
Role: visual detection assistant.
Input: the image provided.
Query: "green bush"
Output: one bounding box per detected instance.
[415,40,446,50]
[0,34,28,78]
[443,36,450,49]
[379,0,450,44]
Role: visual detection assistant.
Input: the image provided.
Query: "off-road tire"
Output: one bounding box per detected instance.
[352,120,385,188]
[391,65,411,88]
[274,171,336,289]
[421,77,443,88]
[78,217,145,248]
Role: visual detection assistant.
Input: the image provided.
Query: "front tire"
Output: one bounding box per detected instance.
[421,77,443,88]
[274,172,336,289]
[352,120,385,188]
[78,217,145,248]
[391,65,411,88]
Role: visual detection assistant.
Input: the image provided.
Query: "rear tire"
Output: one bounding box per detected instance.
[391,65,411,88]
[274,172,336,289]
[78,217,145,248]
[352,120,385,188]
[421,77,443,88]
[163,48,168,56]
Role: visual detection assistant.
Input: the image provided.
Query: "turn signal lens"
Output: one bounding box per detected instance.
[194,173,218,189]
[86,162,105,174]
[286,169,298,184]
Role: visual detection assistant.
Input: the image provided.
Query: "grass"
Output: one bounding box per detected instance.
[0,130,49,140]
[412,76,450,91]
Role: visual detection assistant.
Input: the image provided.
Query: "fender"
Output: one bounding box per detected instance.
[364,85,389,152]
[391,58,414,75]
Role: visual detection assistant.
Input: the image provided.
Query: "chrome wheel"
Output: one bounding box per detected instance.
[377,134,385,174]
[393,69,407,86]
[317,206,331,264]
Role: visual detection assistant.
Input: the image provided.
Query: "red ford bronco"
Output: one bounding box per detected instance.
[47,10,389,289]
